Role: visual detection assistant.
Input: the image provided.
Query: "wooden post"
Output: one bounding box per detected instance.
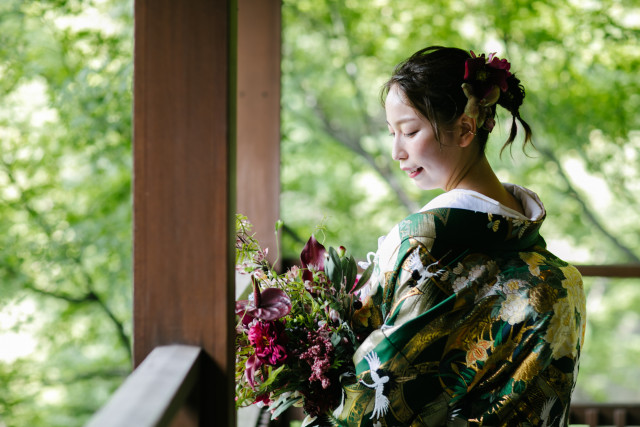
[133,1,236,425]
[237,0,282,266]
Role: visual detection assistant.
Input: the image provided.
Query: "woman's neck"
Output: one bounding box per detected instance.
[449,155,525,215]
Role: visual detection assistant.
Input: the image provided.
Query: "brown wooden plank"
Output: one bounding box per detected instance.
[237,0,282,266]
[576,264,640,278]
[571,404,640,426]
[133,0,236,425]
[585,408,599,427]
[86,345,202,427]
[613,408,627,427]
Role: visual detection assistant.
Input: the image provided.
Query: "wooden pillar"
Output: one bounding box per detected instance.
[237,0,281,265]
[133,1,236,425]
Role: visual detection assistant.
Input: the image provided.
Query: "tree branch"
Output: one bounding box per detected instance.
[292,4,420,214]
[1,159,133,360]
[25,284,98,305]
[539,147,640,263]
[310,99,420,213]
[42,368,130,386]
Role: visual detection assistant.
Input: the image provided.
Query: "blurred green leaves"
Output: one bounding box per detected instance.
[0,0,133,425]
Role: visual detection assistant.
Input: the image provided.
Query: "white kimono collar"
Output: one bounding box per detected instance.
[419,183,546,221]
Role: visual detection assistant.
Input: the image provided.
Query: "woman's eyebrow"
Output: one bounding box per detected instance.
[386,117,418,126]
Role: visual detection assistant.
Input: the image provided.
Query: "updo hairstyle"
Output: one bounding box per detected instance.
[382,46,532,154]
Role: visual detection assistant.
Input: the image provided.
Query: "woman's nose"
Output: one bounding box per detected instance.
[392,136,407,161]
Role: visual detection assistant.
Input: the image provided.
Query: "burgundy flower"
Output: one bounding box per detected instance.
[243,320,289,390]
[295,326,342,417]
[245,354,261,389]
[299,327,334,389]
[300,235,327,282]
[254,394,271,407]
[235,283,291,323]
[463,51,512,100]
[249,320,289,366]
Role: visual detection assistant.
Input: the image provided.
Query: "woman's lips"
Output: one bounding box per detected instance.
[406,167,423,178]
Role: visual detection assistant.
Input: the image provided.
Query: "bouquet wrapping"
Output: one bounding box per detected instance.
[234,215,373,424]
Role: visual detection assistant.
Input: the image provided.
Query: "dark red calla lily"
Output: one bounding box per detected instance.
[300,235,327,282]
[245,354,261,389]
[236,287,292,322]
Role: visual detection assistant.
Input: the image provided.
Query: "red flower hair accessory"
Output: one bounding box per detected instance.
[461,51,512,131]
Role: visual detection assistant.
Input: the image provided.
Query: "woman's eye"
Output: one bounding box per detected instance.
[405,131,418,137]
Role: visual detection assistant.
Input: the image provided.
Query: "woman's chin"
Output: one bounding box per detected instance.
[414,180,440,192]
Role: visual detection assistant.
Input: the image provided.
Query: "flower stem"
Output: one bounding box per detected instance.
[252,276,262,308]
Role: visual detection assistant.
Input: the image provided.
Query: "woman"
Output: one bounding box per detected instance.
[334,47,586,426]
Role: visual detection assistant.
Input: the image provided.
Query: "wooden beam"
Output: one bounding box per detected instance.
[237,0,281,266]
[133,1,236,425]
[86,345,202,427]
[575,264,640,278]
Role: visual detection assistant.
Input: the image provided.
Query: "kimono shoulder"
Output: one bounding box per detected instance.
[398,207,546,258]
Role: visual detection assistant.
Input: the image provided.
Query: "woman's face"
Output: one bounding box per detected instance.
[385,86,468,191]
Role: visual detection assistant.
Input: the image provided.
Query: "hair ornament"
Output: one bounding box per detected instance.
[461,51,512,132]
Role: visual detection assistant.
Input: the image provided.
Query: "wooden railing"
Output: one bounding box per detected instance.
[570,265,640,426]
[86,345,203,427]
[570,404,640,426]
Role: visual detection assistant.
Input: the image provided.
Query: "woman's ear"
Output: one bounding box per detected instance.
[458,114,477,148]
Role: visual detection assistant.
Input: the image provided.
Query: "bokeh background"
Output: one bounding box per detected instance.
[0,0,638,425]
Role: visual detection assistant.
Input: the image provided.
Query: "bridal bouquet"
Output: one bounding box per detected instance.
[234,215,373,422]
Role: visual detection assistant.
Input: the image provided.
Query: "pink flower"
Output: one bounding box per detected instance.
[487,52,511,75]
[254,394,271,407]
[328,309,341,324]
[463,51,512,99]
[299,327,334,389]
[285,265,300,282]
[248,320,289,366]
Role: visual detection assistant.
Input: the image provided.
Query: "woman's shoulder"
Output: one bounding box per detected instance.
[420,184,545,221]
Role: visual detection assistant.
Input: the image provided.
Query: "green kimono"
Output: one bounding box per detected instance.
[336,201,586,426]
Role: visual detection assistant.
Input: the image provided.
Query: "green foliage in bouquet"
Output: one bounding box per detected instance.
[234,215,373,421]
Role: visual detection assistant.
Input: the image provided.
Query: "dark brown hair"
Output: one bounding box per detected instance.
[382,46,532,154]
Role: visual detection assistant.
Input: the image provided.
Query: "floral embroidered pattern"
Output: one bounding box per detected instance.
[519,251,547,276]
[487,213,501,232]
[502,278,524,295]
[466,340,493,367]
[545,265,586,359]
[499,294,530,325]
